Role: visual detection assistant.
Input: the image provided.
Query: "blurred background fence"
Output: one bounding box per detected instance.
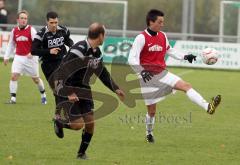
[1,0,240,42]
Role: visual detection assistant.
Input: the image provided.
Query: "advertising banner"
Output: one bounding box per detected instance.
[1,31,240,70]
[167,40,240,70]
[102,37,134,64]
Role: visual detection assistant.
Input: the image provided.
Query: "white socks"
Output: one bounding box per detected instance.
[37,78,45,91]
[9,78,46,102]
[10,80,17,102]
[186,88,209,111]
[37,78,46,98]
[10,80,18,94]
[145,113,155,135]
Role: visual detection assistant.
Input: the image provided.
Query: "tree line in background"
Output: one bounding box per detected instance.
[4,0,238,36]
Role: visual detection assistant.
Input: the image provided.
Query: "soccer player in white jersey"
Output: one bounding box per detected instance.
[128,9,221,143]
[3,10,47,104]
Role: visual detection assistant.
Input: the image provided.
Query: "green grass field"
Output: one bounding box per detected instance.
[0,62,240,165]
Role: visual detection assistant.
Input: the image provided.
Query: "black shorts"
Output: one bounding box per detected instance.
[41,60,61,81]
[55,96,94,123]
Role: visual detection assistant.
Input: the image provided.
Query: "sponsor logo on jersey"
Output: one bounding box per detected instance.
[48,37,64,48]
[148,45,163,52]
[16,36,29,42]
[88,57,101,69]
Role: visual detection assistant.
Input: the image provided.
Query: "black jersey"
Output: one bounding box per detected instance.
[31,25,73,80]
[31,25,73,63]
[49,39,119,99]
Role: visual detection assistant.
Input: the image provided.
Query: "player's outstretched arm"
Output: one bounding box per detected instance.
[166,47,197,63]
[115,89,125,102]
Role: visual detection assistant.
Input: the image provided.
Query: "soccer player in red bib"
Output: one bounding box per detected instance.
[128,9,221,143]
[3,10,47,104]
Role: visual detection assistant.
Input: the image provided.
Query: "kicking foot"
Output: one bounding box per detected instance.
[207,95,221,115]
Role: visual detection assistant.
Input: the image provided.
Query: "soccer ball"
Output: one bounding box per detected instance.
[201,48,218,65]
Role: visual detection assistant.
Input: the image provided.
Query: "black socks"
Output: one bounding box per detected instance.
[78,130,93,154]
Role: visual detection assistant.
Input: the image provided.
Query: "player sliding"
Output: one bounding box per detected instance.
[128,9,221,143]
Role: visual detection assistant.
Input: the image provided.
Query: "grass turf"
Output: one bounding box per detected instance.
[0,63,240,165]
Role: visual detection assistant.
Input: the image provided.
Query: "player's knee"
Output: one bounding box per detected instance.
[183,82,192,91]
[70,123,84,130]
[32,77,39,84]
[176,81,192,92]
[11,77,17,81]
[11,74,18,81]
[148,112,156,117]
[147,104,156,117]
[85,121,94,133]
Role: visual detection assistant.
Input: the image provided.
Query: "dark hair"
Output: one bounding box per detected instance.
[146,9,164,26]
[46,11,58,20]
[88,23,105,39]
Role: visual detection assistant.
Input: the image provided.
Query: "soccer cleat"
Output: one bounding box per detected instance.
[53,119,64,138]
[207,95,221,115]
[41,97,47,104]
[77,153,88,160]
[5,99,16,104]
[146,134,155,143]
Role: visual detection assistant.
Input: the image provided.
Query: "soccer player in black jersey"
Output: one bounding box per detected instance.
[48,22,125,160]
[31,11,74,80]
[31,11,75,138]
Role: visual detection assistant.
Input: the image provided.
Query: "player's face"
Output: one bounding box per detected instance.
[17,13,28,28]
[0,1,4,8]
[47,18,58,33]
[149,16,164,32]
[98,25,106,45]
[98,33,105,45]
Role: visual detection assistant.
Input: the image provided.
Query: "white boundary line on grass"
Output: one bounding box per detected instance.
[176,70,194,77]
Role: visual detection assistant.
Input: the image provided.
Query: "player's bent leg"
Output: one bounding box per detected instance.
[146,104,156,143]
[69,117,85,130]
[11,72,21,81]
[173,80,192,92]
[174,80,209,111]
[32,77,40,84]
[53,118,64,139]
[32,77,47,104]
[53,108,72,139]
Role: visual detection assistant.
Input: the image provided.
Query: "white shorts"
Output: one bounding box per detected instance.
[140,71,181,105]
[12,55,39,77]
